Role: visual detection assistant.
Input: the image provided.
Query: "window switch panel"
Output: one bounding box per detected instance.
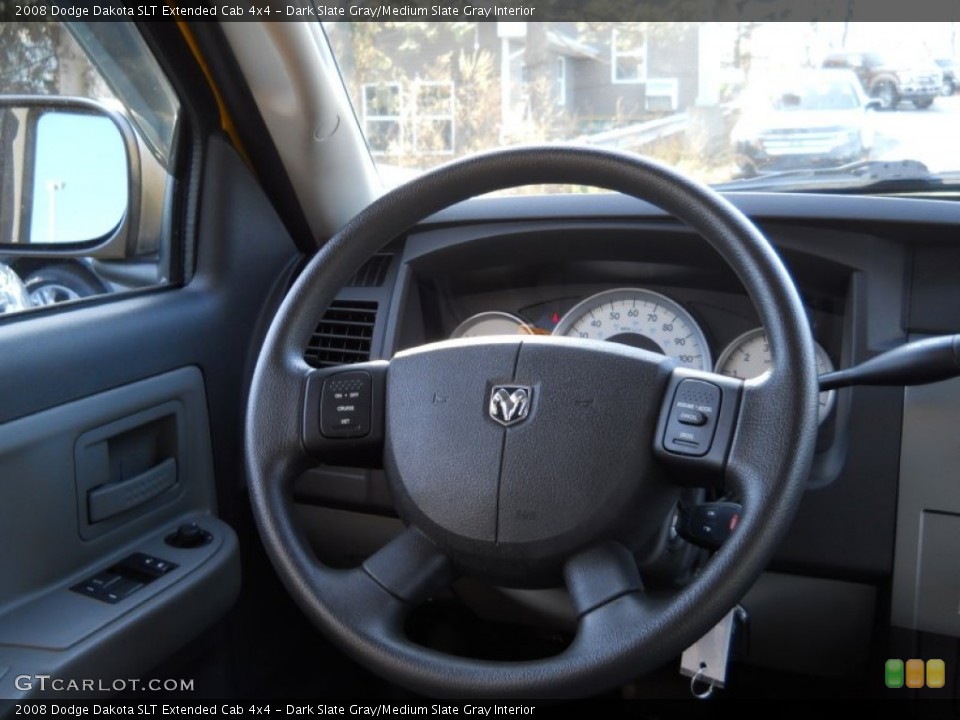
[71,553,178,604]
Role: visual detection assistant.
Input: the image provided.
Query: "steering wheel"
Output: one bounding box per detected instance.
[244,146,819,698]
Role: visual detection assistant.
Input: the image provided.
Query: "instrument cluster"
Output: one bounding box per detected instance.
[450,286,836,425]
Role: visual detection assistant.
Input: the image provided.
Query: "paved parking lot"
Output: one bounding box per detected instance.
[872,95,960,173]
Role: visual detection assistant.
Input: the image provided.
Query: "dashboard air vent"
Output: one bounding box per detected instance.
[304,300,378,368]
[347,254,393,288]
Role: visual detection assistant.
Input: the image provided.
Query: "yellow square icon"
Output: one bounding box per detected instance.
[926,659,945,689]
[906,659,925,688]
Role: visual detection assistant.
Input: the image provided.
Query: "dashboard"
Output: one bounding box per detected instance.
[300,190,960,589]
[288,189,960,680]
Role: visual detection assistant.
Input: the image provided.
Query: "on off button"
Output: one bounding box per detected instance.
[320,371,372,438]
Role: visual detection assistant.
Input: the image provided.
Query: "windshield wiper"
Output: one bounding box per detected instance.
[713,159,950,193]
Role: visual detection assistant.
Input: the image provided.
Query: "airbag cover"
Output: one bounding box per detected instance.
[384,337,672,580]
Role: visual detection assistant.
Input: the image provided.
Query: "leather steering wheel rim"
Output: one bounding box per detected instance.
[244,146,820,698]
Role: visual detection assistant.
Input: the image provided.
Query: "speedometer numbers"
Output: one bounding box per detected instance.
[553,289,712,371]
[455,297,836,426]
[715,327,836,424]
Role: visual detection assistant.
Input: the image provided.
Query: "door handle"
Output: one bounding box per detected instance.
[87,457,177,523]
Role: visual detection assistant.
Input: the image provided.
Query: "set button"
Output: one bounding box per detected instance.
[320,371,372,438]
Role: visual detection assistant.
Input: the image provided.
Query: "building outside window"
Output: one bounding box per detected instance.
[413,81,455,155]
[611,28,647,84]
[556,56,567,106]
[361,82,402,156]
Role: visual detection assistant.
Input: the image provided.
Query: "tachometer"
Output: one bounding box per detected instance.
[715,327,836,424]
[450,311,532,339]
[552,289,712,371]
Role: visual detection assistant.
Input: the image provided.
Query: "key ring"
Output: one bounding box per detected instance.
[690,666,716,700]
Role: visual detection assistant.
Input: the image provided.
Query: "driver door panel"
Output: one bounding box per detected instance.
[0,138,300,699]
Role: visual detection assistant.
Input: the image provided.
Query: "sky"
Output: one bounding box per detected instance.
[748,22,958,66]
[28,112,127,244]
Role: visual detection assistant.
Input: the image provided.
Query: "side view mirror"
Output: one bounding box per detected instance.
[865,99,882,111]
[0,96,140,255]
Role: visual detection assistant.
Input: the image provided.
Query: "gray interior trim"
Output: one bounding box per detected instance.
[74,399,187,540]
[0,365,240,699]
[740,572,876,678]
[892,375,960,635]
[422,191,960,230]
[0,367,215,613]
[0,513,239,700]
[0,515,231,652]
[220,22,381,239]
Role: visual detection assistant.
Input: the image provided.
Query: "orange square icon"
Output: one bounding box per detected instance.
[905,658,925,688]
[926,659,946,689]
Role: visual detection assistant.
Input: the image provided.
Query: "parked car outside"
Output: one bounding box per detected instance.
[935,57,959,95]
[0,256,109,307]
[822,50,941,109]
[0,260,30,314]
[731,69,878,174]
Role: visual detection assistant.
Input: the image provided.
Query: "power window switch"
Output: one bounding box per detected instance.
[89,570,122,589]
[71,571,121,599]
[117,552,178,580]
[100,577,144,604]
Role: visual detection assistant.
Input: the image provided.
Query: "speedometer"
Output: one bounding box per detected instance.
[552,288,712,371]
[715,327,836,424]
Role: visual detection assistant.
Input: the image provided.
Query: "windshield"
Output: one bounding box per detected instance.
[324,21,960,192]
[761,80,861,112]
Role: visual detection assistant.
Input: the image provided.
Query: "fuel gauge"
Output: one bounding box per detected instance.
[450,311,533,339]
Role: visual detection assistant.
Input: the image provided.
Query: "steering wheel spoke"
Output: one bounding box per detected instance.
[563,542,644,617]
[362,525,454,605]
[653,367,744,490]
[302,360,389,466]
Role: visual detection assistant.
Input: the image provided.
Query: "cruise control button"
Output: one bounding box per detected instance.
[677,410,707,426]
[320,371,372,438]
[663,379,722,457]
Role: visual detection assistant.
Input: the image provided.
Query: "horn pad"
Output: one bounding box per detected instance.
[384,336,675,586]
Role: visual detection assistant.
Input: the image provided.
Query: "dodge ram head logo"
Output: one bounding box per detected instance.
[489,385,532,427]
